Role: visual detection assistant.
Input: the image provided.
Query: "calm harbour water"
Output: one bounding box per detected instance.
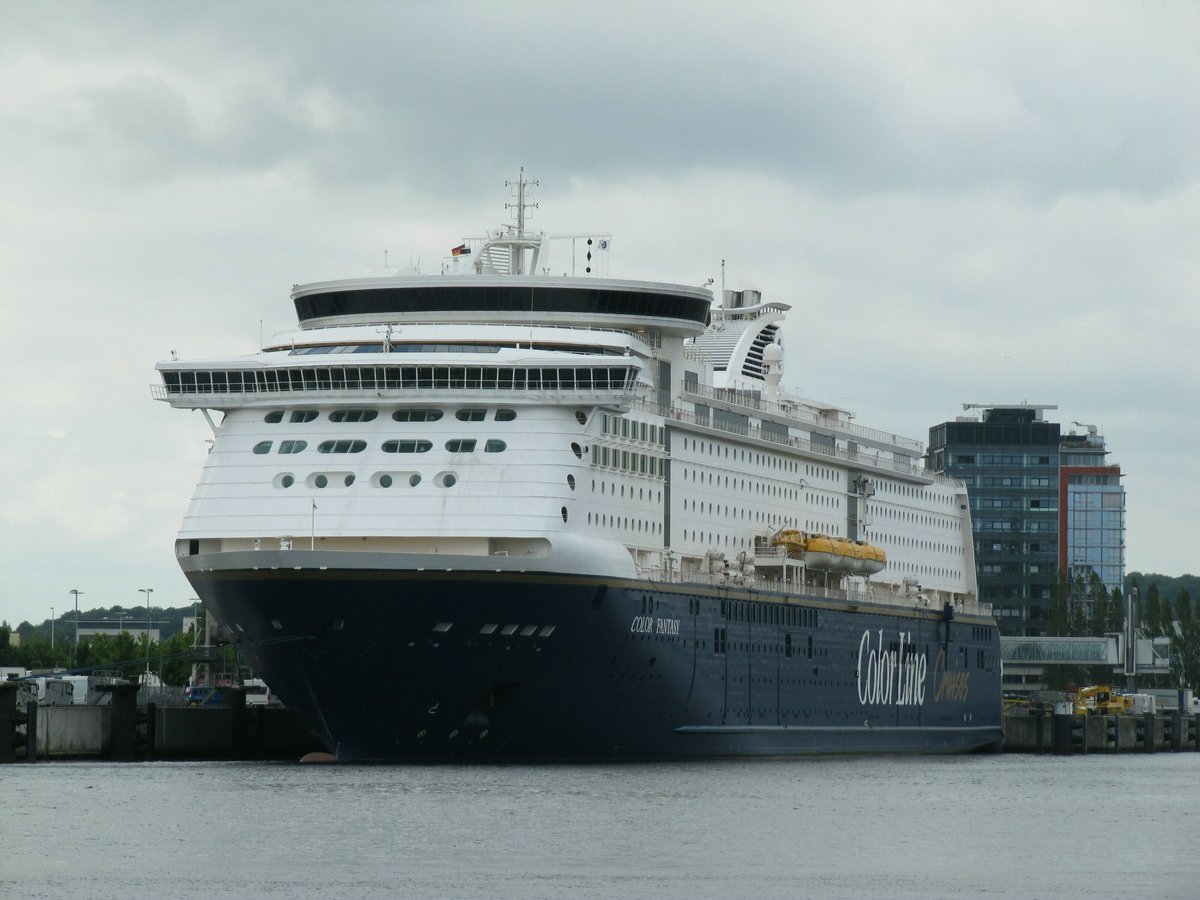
[2,754,1197,899]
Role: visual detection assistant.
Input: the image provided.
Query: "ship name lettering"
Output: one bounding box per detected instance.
[856,629,927,708]
[629,616,680,636]
[932,648,970,702]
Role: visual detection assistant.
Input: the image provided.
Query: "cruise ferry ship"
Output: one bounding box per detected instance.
[154,175,1002,760]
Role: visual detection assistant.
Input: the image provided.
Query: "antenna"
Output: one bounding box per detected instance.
[505,167,538,238]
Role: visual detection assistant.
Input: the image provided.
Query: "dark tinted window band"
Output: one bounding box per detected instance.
[293,285,710,325]
[161,365,638,395]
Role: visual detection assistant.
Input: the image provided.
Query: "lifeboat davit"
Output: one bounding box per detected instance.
[771,531,886,575]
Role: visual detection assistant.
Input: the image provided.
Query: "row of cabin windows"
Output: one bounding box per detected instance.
[277,471,458,489]
[263,408,517,424]
[594,445,665,477]
[601,414,665,447]
[253,439,507,455]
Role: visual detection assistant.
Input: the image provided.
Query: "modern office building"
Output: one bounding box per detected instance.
[927,404,1125,637]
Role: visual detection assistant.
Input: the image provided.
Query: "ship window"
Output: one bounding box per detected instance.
[382,440,433,453]
[409,473,421,486]
[253,441,272,454]
[279,474,294,488]
[484,440,506,453]
[495,409,517,421]
[279,440,307,454]
[538,625,555,637]
[393,408,443,422]
[456,408,486,421]
[379,474,393,488]
[561,506,568,522]
[571,442,583,459]
[329,409,378,423]
[318,440,367,454]
[314,475,328,488]
[289,410,318,423]
[575,410,587,425]
[566,474,576,490]
[264,411,284,423]
[479,624,498,634]
[440,473,457,487]
[500,624,518,635]
[446,439,476,453]
[344,474,355,487]
[520,625,538,636]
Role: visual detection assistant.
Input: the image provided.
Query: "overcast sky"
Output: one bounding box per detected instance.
[3,1,1198,628]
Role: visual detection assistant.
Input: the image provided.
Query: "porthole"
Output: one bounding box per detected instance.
[484,440,506,453]
[380,474,393,488]
[280,474,294,488]
[253,441,272,455]
[561,506,568,523]
[570,442,583,459]
[567,474,576,490]
[441,473,457,488]
[575,410,587,425]
[495,409,517,422]
[409,473,422,487]
[264,411,284,424]
[315,475,328,488]
[344,474,355,487]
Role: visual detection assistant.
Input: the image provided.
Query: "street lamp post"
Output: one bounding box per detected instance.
[139,588,154,681]
[69,589,83,669]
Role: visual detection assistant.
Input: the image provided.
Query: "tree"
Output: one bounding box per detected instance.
[1171,590,1200,691]
[1090,573,1110,638]
[1143,585,1162,638]
[1107,587,1125,635]
[1047,571,1071,637]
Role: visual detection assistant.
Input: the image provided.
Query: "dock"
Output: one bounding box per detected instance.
[1,680,322,762]
[1002,708,1200,754]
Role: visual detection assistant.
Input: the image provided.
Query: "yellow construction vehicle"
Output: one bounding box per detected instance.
[1073,685,1133,715]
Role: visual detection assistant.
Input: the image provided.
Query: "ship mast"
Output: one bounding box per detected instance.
[505,166,538,239]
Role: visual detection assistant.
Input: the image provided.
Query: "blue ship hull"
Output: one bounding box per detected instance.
[186,559,1003,760]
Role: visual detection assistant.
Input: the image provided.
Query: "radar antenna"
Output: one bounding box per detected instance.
[505,167,538,238]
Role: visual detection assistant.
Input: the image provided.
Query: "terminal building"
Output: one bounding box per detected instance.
[927,403,1125,637]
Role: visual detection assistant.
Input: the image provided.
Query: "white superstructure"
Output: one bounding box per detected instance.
[155,174,980,613]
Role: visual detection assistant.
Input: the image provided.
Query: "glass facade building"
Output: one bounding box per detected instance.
[927,405,1125,637]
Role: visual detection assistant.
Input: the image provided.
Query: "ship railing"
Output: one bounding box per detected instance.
[634,564,992,615]
[297,320,652,348]
[679,383,925,454]
[640,399,957,485]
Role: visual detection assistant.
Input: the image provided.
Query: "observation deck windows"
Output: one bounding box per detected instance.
[456,408,487,422]
[445,439,476,453]
[279,440,307,454]
[290,410,318,423]
[159,365,637,397]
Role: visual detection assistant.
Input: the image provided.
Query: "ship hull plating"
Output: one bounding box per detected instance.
[187,560,1003,761]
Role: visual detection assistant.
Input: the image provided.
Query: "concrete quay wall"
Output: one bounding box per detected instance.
[1004,711,1200,754]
